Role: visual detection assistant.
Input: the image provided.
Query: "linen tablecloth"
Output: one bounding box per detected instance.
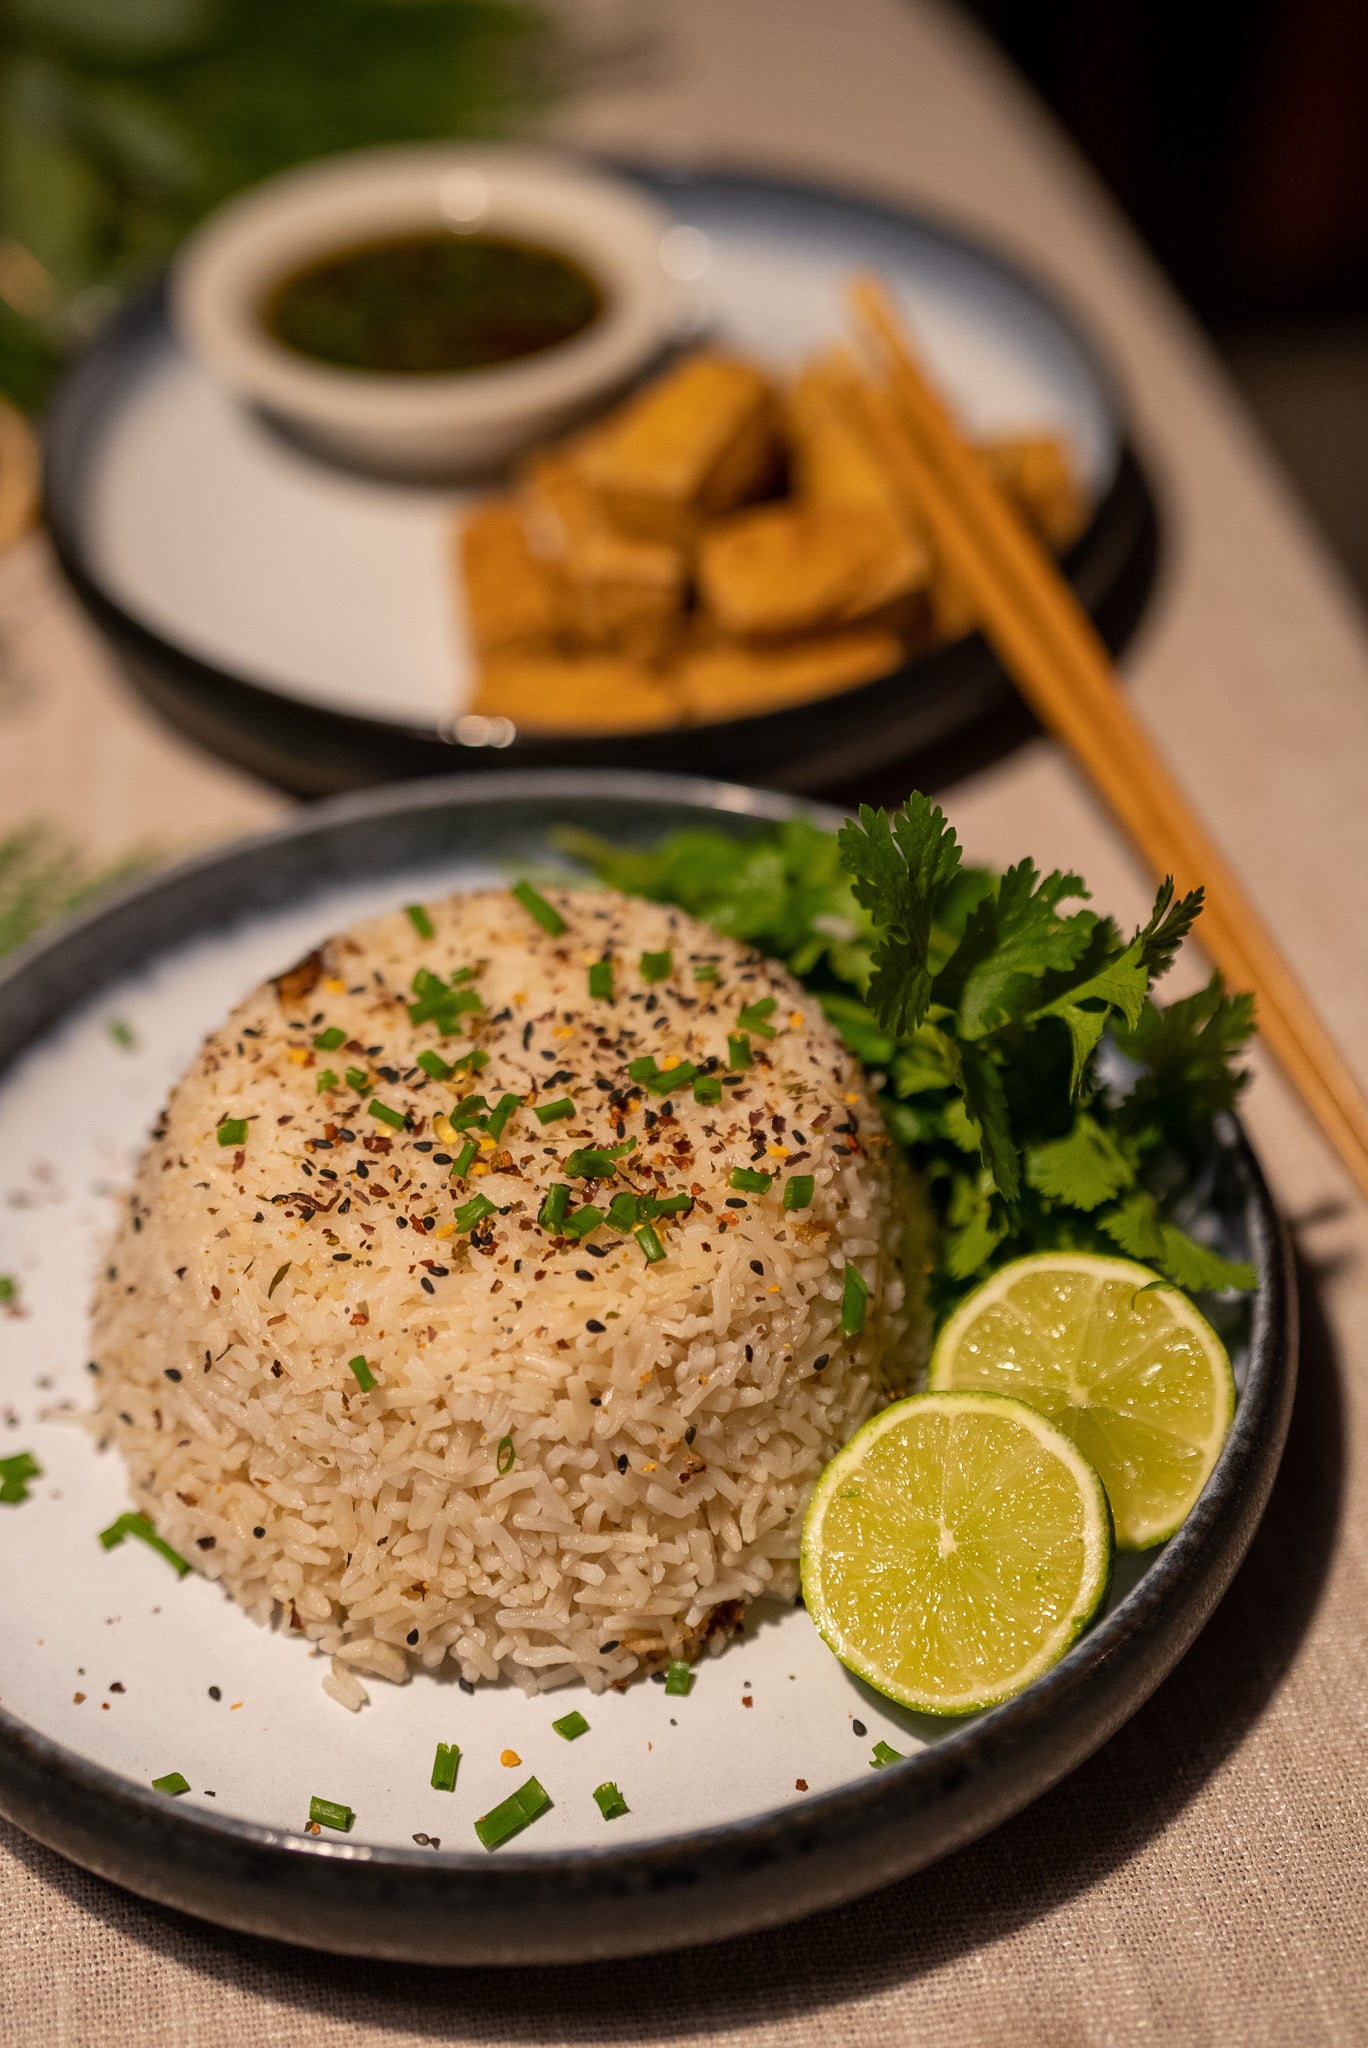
[2,2,1365,2039]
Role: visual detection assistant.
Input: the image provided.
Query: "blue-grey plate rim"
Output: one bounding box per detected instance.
[0,769,1294,1964]
[39,161,1160,800]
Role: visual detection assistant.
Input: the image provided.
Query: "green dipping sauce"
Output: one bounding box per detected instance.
[261,230,603,376]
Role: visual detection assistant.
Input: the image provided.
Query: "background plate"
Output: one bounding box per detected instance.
[0,772,1292,1963]
[43,168,1158,797]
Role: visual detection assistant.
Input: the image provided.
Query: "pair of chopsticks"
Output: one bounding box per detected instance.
[840,275,1368,1203]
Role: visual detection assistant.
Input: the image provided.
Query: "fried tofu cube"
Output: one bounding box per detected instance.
[459,502,564,657]
[786,355,911,524]
[471,653,681,733]
[697,501,929,642]
[675,628,903,722]
[575,353,783,546]
[520,457,686,662]
[979,433,1086,551]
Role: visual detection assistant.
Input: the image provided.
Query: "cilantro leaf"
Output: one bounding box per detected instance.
[838,796,961,1034]
[933,860,1094,1038]
[1099,1190,1256,1292]
[1025,1114,1135,1210]
[956,1043,1020,1203]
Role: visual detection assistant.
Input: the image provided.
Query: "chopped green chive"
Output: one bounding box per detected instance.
[729,1167,772,1195]
[316,1068,339,1095]
[693,1074,722,1105]
[783,1174,815,1211]
[736,997,778,1039]
[405,903,435,940]
[640,949,672,983]
[693,962,719,984]
[309,1796,354,1832]
[267,1262,291,1298]
[648,1191,693,1217]
[566,1139,635,1178]
[346,1066,370,1092]
[348,1355,376,1392]
[0,1275,15,1305]
[727,1034,752,1070]
[151,1771,190,1796]
[538,1182,570,1232]
[593,1781,628,1820]
[553,1709,589,1741]
[455,1194,497,1233]
[0,1450,41,1504]
[534,1097,573,1124]
[368,1099,406,1131]
[217,1118,247,1147]
[452,1139,478,1179]
[474,1775,550,1849]
[313,1027,346,1051]
[108,1018,137,1050]
[416,1048,455,1081]
[512,881,566,936]
[407,983,483,1032]
[451,1094,490,1130]
[871,1741,903,1768]
[431,1742,460,1792]
[496,1434,516,1475]
[98,1512,191,1577]
[627,1055,697,1096]
[484,1092,520,1142]
[561,1205,604,1242]
[635,1223,666,1265]
[841,1261,869,1337]
[588,959,614,1000]
[450,1047,489,1074]
[663,1660,693,1697]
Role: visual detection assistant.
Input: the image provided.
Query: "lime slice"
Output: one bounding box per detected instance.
[801,1391,1112,1715]
[929,1252,1236,1549]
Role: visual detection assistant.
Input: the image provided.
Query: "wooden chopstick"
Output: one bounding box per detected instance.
[843,275,1368,1202]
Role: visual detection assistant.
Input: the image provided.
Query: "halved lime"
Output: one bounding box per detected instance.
[929,1252,1236,1549]
[801,1391,1112,1715]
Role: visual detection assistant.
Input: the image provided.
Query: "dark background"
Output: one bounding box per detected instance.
[966,0,1368,599]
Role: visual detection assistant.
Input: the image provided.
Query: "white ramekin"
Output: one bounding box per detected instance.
[170,146,683,480]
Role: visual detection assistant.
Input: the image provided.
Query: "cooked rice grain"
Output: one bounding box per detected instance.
[91,887,920,1695]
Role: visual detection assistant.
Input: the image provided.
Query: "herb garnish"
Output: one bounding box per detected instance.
[593,1781,629,1819]
[512,882,566,936]
[0,1450,40,1504]
[474,1775,550,1848]
[348,1355,376,1392]
[308,1796,354,1832]
[99,1512,191,1577]
[431,1742,460,1791]
[562,799,1256,1315]
[553,1709,589,1740]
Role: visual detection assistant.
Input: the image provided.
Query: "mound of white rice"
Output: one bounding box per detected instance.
[92,885,921,1699]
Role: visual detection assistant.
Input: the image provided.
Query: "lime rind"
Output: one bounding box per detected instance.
[801,1390,1114,1717]
[928,1251,1237,1550]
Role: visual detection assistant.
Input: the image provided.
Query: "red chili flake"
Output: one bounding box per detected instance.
[210,1286,220,1300]
[795,1779,808,1792]
[742,1695,753,1708]
[72,1692,85,1704]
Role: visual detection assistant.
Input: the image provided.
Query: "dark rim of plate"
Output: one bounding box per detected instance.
[0,771,1293,1957]
[39,162,1160,799]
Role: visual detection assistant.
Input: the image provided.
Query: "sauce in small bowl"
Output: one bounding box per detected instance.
[261,230,604,377]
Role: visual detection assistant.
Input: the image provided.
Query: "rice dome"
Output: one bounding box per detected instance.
[92,887,917,1697]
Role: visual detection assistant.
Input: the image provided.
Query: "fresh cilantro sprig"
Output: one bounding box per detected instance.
[563,797,1256,1315]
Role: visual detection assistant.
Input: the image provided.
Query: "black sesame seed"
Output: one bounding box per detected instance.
[576,1269,594,1282]
[651,1671,666,1684]
[432,1153,452,1166]
[252,1527,265,1538]
[852,1719,867,1737]
[458,1677,476,1695]
[164,1368,182,1382]
[421,1277,435,1294]
[601,1641,619,1654]
[749,1259,764,1275]
[355,1162,369,1178]
[586,1319,606,1333]
[413,1140,433,1153]
[616,1454,628,1473]
[406,1628,419,1645]
[590,1396,602,1406]
[522,1022,533,1049]
[685,1426,696,1444]
[725,1197,747,1210]
[196,1536,216,1551]
[377,1066,400,1084]
[812,1353,830,1372]
[339,1129,356,1141]
[333,1253,352,1263]
[208,1685,221,1700]
[586,1244,608,1258]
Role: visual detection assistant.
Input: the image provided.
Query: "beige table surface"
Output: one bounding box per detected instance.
[3,1,1367,2040]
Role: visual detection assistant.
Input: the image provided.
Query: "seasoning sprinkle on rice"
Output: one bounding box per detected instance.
[91,888,922,1698]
